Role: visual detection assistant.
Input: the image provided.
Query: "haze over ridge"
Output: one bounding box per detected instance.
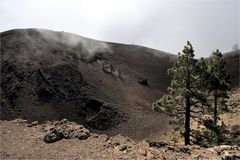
[0,0,239,57]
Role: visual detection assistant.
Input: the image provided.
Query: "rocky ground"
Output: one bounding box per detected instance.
[1,89,239,160]
[0,118,239,160]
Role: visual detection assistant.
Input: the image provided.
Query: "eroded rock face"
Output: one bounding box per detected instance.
[1,62,25,106]
[1,62,125,130]
[37,64,87,101]
[78,99,126,130]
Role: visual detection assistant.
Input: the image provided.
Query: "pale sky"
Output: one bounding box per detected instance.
[0,0,239,57]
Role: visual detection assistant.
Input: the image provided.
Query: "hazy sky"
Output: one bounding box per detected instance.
[0,0,239,57]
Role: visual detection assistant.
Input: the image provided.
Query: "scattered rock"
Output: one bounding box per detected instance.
[179,147,191,154]
[44,129,64,143]
[102,63,114,74]
[139,149,147,156]
[31,121,38,126]
[105,136,110,142]
[76,131,90,140]
[27,124,33,127]
[114,142,120,146]
[12,119,27,123]
[207,148,215,153]
[168,145,191,154]
[194,155,204,160]
[92,134,99,138]
[43,120,90,143]
[190,145,201,150]
[60,118,68,124]
[148,140,168,148]
[223,155,240,160]
[146,151,156,160]
[53,121,60,126]
[27,121,38,127]
[220,150,240,160]
[216,145,239,152]
[119,145,128,151]
[215,145,240,160]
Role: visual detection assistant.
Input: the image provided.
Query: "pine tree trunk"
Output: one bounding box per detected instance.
[184,97,191,145]
[214,90,218,125]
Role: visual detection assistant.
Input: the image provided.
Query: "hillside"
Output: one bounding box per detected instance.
[1,29,239,141]
[1,28,240,159]
[1,29,177,141]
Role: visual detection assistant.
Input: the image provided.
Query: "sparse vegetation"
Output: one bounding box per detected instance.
[153,42,232,146]
[205,50,231,124]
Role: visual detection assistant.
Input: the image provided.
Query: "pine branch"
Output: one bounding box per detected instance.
[190,100,200,106]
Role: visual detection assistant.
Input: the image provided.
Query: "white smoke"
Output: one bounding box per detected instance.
[35,29,113,62]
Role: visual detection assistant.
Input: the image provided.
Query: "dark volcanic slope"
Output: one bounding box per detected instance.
[0,29,239,140]
[0,29,175,140]
[224,50,240,88]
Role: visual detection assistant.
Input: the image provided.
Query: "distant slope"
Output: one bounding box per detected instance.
[224,49,240,88]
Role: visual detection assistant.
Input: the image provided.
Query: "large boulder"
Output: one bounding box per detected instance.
[43,119,90,143]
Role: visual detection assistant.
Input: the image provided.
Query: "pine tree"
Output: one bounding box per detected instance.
[153,41,209,145]
[206,50,231,125]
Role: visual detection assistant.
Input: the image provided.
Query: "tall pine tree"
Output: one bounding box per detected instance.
[153,41,209,145]
[206,50,231,125]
